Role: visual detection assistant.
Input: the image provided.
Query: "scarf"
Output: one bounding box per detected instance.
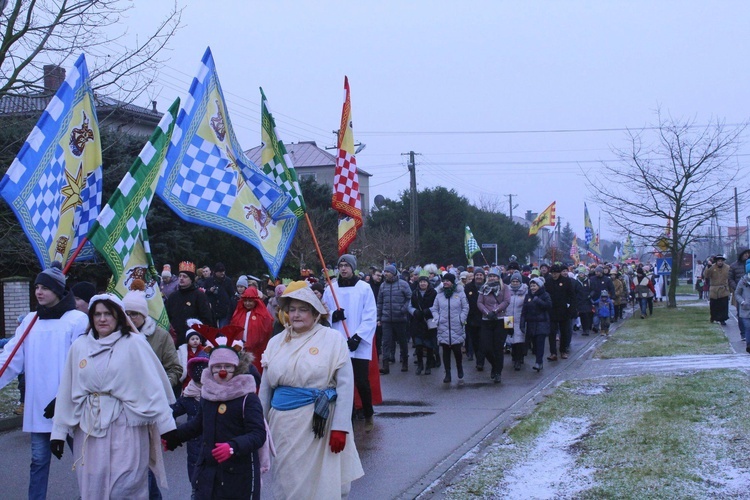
[200,373,257,402]
[480,281,500,296]
[443,286,454,299]
[37,290,76,319]
[337,276,360,288]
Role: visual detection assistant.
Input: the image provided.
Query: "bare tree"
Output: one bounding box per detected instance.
[588,111,748,307]
[0,0,182,101]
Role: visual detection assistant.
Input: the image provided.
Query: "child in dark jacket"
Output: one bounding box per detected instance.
[520,277,553,372]
[164,325,267,500]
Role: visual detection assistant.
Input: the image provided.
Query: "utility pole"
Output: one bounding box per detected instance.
[402,151,420,257]
[505,194,518,220]
[735,187,739,258]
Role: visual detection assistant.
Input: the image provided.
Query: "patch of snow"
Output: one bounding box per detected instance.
[687,418,750,496]
[492,417,597,499]
[569,383,608,396]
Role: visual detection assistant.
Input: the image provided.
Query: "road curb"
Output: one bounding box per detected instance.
[0,415,23,432]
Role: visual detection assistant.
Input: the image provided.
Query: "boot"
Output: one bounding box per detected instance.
[434,351,441,368]
[401,357,409,372]
[380,358,390,375]
[443,370,451,383]
[457,364,464,384]
[424,350,432,375]
[416,356,424,375]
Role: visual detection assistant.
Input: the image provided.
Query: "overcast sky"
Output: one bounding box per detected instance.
[118,0,749,242]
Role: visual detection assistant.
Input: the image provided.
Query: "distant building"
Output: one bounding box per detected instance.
[245,140,372,216]
[0,64,162,136]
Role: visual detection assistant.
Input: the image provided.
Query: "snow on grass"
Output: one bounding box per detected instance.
[495,417,596,499]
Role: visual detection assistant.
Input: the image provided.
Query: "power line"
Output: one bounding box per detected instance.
[357,123,748,136]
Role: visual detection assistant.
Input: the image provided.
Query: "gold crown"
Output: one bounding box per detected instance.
[179,261,196,274]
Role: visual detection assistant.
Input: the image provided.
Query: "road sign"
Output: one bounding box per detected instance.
[481,243,497,248]
[656,258,672,276]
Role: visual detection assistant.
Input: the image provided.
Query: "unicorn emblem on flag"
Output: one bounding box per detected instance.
[69,111,95,157]
[244,204,275,239]
[210,100,226,141]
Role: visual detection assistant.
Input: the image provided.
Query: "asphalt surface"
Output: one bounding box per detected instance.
[3,297,735,499]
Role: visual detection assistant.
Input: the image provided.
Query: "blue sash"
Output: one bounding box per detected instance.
[271,386,337,413]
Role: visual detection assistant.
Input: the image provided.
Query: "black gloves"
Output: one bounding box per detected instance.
[487,311,498,321]
[43,398,56,419]
[161,429,182,451]
[422,309,433,319]
[347,334,362,352]
[50,440,65,460]
[412,310,424,321]
[332,309,346,323]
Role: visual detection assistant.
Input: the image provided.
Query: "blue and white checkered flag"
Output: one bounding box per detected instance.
[0,54,102,267]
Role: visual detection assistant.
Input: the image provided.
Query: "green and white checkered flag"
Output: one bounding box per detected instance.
[465,225,480,262]
[87,99,179,330]
[259,87,306,219]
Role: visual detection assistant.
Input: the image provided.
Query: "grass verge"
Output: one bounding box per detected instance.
[447,370,750,498]
[0,380,20,419]
[594,304,730,359]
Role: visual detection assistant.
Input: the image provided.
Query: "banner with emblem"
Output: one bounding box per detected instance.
[156,48,297,276]
[528,201,556,236]
[332,76,363,256]
[0,54,102,268]
[465,226,480,264]
[86,100,179,330]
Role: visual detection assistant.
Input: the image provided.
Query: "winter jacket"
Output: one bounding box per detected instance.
[175,378,266,500]
[506,283,528,344]
[166,283,214,346]
[520,289,552,338]
[408,286,438,339]
[589,275,615,301]
[463,281,483,326]
[377,277,412,323]
[613,278,627,306]
[572,277,593,315]
[430,288,468,345]
[703,263,731,300]
[544,275,577,321]
[596,298,614,318]
[140,316,183,387]
[634,275,655,299]
[734,275,750,318]
[204,275,237,324]
[477,282,511,320]
[730,250,750,291]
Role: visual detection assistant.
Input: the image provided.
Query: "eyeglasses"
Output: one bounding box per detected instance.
[125,311,143,318]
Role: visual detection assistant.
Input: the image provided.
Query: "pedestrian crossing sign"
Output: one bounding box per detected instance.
[656,258,672,276]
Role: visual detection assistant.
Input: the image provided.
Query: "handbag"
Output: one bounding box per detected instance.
[426,316,439,330]
[503,316,514,329]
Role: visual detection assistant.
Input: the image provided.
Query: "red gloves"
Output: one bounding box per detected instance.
[329,430,347,453]
[212,442,234,463]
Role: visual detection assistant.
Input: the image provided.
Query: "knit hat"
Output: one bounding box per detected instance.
[123,279,149,318]
[531,269,541,277]
[236,275,249,288]
[337,254,357,272]
[595,265,604,273]
[510,272,522,282]
[474,268,486,277]
[384,264,398,275]
[35,263,66,298]
[275,284,286,297]
[550,264,563,273]
[530,277,545,288]
[539,262,550,270]
[161,264,172,278]
[442,273,456,284]
[71,281,96,303]
[185,319,204,343]
[577,266,587,275]
[488,267,501,277]
[459,271,469,280]
[600,290,609,298]
[187,353,210,381]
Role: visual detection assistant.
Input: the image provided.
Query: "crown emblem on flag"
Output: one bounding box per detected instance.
[179,261,196,274]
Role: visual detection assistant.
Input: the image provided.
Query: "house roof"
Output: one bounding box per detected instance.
[244,141,371,177]
[0,92,162,123]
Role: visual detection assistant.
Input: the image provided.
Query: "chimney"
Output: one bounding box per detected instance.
[43,65,66,94]
[525,210,538,222]
[151,101,157,113]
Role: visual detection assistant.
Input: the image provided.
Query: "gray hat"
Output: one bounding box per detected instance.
[384,264,398,275]
[488,267,501,277]
[35,264,66,298]
[474,268,486,276]
[530,277,545,288]
[510,271,522,283]
[600,290,609,297]
[337,254,357,271]
[236,275,249,288]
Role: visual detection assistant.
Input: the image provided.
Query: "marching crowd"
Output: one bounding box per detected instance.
[1,249,744,499]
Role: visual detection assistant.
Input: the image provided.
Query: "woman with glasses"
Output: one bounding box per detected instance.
[51,294,177,499]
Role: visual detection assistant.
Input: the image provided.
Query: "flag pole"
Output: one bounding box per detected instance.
[0,238,89,379]
[304,213,351,338]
